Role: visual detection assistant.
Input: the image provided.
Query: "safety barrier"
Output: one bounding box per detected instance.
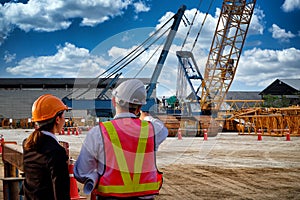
[1,142,24,200]
[0,141,86,199]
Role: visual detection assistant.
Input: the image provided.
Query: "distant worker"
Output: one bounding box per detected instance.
[22,94,70,199]
[162,95,166,109]
[74,79,168,199]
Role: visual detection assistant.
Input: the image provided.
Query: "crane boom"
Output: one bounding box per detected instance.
[146,5,186,100]
[201,0,257,112]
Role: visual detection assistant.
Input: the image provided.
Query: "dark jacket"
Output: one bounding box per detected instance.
[23,134,70,200]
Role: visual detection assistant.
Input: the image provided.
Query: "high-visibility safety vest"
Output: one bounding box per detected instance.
[94,118,163,198]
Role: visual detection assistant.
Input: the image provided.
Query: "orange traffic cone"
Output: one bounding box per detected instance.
[72,128,75,135]
[203,129,208,141]
[177,128,182,140]
[75,128,79,136]
[61,128,65,135]
[68,127,70,135]
[286,130,290,141]
[257,129,262,141]
[69,159,84,199]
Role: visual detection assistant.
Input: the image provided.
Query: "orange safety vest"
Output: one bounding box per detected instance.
[94,118,163,198]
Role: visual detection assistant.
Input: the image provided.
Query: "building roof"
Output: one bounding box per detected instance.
[280,79,300,91]
[259,79,300,95]
[0,78,152,119]
[226,91,261,100]
[0,78,150,89]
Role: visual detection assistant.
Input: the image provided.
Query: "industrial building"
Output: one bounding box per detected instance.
[0,78,152,128]
[0,78,299,128]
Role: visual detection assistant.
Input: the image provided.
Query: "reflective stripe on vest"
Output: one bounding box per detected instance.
[97,120,162,196]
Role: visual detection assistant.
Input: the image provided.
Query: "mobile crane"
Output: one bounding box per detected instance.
[63,0,257,136]
[62,5,186,116]
[176,0,256,115]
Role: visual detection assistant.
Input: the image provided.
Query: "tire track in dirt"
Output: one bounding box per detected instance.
[159,176,198,199]
[158,164,300,199]
[188,167,274,199]
[158,165,284,199]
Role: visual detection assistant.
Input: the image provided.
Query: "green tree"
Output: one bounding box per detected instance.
[262,94,290,108]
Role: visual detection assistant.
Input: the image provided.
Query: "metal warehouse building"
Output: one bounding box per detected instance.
[0,78,151,128]
[1,78,299,128]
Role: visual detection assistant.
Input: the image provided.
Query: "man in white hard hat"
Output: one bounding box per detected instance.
[74,79,168,199]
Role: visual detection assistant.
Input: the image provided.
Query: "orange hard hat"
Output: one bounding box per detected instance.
[32,94,69,122]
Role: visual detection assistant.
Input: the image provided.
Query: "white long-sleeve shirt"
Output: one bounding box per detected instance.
[73,112,168,195]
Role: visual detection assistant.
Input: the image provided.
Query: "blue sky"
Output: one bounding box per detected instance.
[0,0,300,97]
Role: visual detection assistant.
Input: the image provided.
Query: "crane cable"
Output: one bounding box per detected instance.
[180,0,203,50]
[96,18,172,79]
[63,14,174,99]
[105,27,171,81]
[191,0,216,52]
[133,36,167,78]
[74,26,171,99]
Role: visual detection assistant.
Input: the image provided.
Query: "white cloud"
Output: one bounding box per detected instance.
[133,1,150,13]
[0,7,13,45]
[0,0,146,45]
[269,24,296,42]
[281,0,300,12]
[5,6,295,97]
[236,48,300,88]
[154,7,264,52]
[6,43,109,77]
[248,7,265,35]
[3,51,16,63]
[153,8,218,51]
[152,8,297,93]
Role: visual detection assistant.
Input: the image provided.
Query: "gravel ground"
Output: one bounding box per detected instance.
[0,129,300,199]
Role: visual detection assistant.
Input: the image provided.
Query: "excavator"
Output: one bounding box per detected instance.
[63,0,257,136]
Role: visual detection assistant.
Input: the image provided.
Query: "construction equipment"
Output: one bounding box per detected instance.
[62,5,187,116]
[234,106,300,136]
[62,1,258,136]
[164,0,257,135]
[176,0,257,115]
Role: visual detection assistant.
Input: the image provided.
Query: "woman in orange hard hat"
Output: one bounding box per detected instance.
[22,94,70,200]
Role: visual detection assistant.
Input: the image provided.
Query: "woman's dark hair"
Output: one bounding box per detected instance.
[24,111,64,150]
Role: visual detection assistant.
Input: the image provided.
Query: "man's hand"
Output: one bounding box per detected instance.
[139,111,150,120]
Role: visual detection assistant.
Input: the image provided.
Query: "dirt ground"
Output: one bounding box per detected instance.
[0,129,300,199]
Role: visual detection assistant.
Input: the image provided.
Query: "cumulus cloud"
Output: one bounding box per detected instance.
[6,43,109,77]
[153,8,218,52]
[281,0,300,12]
[248,7,265,35]
[236,48,300,88]
[4,6,267,95]
[0,0,147,45]
[133,1,150,13]
[3,51,16,63]
[269,24,296,42]
[5,6,296,96]
[153,6,264,52]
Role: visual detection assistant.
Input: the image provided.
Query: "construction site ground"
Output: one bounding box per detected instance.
[0,129,300,199]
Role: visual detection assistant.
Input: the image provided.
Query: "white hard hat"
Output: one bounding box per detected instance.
[112,79,147,105]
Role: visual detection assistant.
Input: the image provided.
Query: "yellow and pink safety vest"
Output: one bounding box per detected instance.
[93,118,163,198]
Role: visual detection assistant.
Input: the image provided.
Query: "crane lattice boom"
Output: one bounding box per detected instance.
[201,0,256,111]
